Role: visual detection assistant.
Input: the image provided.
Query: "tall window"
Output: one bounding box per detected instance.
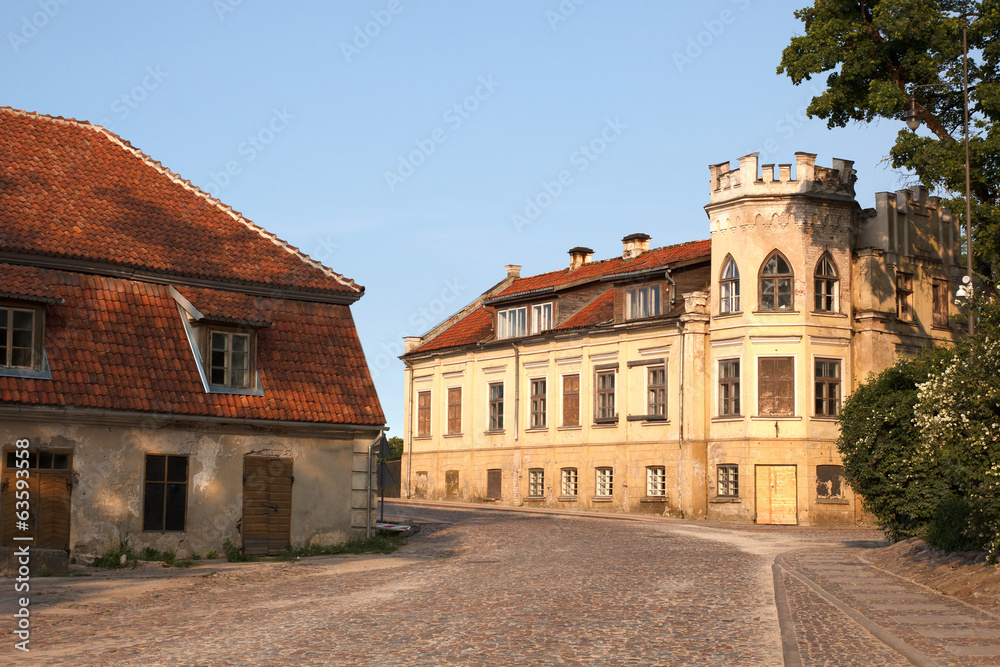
[210,331,251,388]
[561,468,578,497]
[488,383,504,431]
[595,467,613,497]
[497,307,527,339]
[647,366,666,417]
[760,251,794,311]
[718,359,740,416]
[143,454,188,532]
[814,359,841,417]
[626,286,661,320]
[896,272,914,321]
[646,466,666,497]
[562,375,580,426]
[717,464,739,497]
[814,255,839,312]
[0,307,36,369]
[596,371,616,420]
[417,391,431,436]
[933,281,949,327]
[720,256,740,313]
[447,387,462,434]
[528,468,545,497]
[531,303,553,334]
[758,357,795,416]
[530,379,547,428]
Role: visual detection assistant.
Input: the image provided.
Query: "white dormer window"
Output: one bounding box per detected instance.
[210,330,252,389]
[497,307,527,339]
[531,303,553,334]
[626,286,660,320]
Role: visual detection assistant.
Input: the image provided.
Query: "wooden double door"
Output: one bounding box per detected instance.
[242,456,292,556]
[1,450,72,550]
[755,465,798,525]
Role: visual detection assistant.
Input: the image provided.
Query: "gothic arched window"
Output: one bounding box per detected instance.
[759,250,793,311]
[720,256,740,314]
[814,254,839,312]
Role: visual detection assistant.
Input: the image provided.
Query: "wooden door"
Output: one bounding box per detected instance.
[755,465,797,525]
[486,469,501,499]
[242,456,292,556]
[1,451,72,550]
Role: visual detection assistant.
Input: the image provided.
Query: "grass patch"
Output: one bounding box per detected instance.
[92,542,198,569]
[271,534,402,562]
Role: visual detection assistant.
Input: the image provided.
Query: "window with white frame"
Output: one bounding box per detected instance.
[531,303,553,334]
[528,468,544,497]
[209,330,253,389]
[497,306,527,339]
[718,359,741,417]
[720,256,740,313]
[647,366,666,417]
[530,378,546,428]
[626,286,661,320]
[595,467,613,497]
[561,467,578,497]
[0,306,40,369]
[646,466,666,497]
[717,464,739,497]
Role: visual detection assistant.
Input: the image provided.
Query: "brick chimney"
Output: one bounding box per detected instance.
[568,247,594,270]
[505,264,521,279]
[622,233,651,260]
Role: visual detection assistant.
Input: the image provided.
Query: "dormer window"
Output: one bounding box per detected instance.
[497,306,526,339]
[626,286,660,320]
[210,330,252,388]
[531,303,553,334]
[1,307,37,369]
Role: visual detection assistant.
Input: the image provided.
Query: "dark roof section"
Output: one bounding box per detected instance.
[0,263,385,425]
[0,108,362,299]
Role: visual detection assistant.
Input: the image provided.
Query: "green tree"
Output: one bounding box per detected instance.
[778,0,1000,278]
[387,436,404,461]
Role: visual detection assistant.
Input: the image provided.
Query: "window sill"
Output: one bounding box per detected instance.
[591,423,618,429]
[750,416,801,421]
[591,496,614,502]
[557,496,579,502]
[811,416,839,422]
[931,324,953,331]
[443,433,464,438]
[557,425,582,431]
[524,427,548,433]
[593,417,618,426]
[810,311,847,318]
[207,384,265,397]
[895,318,917,326]
[752,310,799,315]
[639,419,670,426]
[816,498,849,505]
[412,435,433,440]
[483,430,505,436]
[0,365,52,380]
[640,496,668,503]
[524,496,545,501]
[714,312,743,320]
[711,416,744,422]
[709,497,740,503]
[627,415,667,422]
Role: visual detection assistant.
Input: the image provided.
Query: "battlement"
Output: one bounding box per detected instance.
[857,185,960,265]
[707,152,856,206]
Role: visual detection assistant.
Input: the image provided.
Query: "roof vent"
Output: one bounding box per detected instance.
[622,233,651,260]
[505,264,521,279]
[568,246,594,271]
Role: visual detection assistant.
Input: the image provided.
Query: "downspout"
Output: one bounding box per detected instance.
[664,269,676,306]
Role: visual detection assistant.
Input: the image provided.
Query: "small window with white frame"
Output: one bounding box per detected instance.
[717,464,739,497]
[626,286,661,320]
[560,467,578,497]
[497,306,527,339]
[528,468,544,498]
[720,256,740,313]
[0,305,43,372]
[209,330,254,389]
[531,302,553,334]
[646,466,666,497]
[595,467,613,497]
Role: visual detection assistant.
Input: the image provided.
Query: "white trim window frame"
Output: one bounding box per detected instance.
[595,467,613,497]
[531,302,553,334]
[528,468,545,498]
[497,306,527,339]
[0,305,45,373]
[209,330,253,389]
[560,467,578,497]
[646,466,666,497]
[626,286,661,320]
[720,256,740,314]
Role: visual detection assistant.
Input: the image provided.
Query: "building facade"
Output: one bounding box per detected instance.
[401,152,964,526]
[0,108,385,559]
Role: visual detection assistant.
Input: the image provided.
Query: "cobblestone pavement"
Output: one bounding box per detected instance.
[1,502,997,666]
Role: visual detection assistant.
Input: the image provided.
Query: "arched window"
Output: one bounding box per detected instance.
[720,256,740,313]
[760,250,793,311]
[814,254,839,312]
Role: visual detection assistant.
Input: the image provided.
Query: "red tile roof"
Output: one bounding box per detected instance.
[0,108,360,297]
[408,239,711,355]
[175,286,276,327]
[0,264,384,425]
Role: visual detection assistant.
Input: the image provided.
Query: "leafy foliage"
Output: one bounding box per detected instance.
[778,0,1000,278]
[387,436,404,461]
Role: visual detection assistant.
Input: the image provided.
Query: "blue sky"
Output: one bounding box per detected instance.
[3,0,911,433]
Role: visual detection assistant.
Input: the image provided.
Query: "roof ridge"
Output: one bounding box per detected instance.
[0,107,361,294]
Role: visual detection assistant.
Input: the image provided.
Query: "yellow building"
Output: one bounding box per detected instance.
[401,153,964,525]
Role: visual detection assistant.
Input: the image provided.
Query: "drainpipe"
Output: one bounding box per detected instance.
[664,269,676,305]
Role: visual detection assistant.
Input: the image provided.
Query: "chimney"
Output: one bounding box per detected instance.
[505,264,521,279]
[622,233,651,260]
[568,246,594,270]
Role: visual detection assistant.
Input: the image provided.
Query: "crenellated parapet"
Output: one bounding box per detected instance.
[708,152,856,205]
[857,185,960,266]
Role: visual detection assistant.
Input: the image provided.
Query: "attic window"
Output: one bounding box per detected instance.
[0,303,51,379]
[626,286,660,320]
[531,303,553,334]
[209,330,253,389]
[497,306,526,339]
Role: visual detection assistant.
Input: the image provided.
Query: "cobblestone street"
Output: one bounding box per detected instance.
[4,502,1000,666]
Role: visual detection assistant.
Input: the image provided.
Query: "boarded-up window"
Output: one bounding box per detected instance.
[486,469,502,499]
[143,454,187,532]
[933,281,949,327]
[445,470,459,497]
[816,465,844,499]
[417,391,431,436]
[758,357,794,416]
[563,375,580,426]
[447,387,462,434]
